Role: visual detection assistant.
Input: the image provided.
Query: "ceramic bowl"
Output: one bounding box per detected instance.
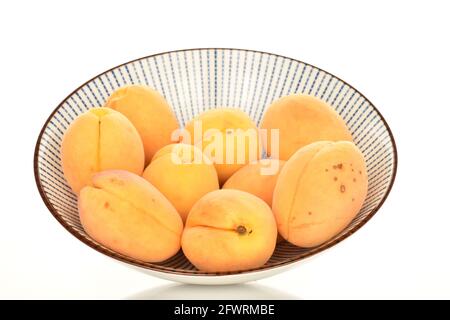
[34,48,397,285]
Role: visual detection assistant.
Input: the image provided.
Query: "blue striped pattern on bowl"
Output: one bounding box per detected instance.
[34,48,397,276]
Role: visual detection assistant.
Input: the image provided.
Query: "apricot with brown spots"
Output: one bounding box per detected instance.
[79,170,183,262]
[272,141,368,248]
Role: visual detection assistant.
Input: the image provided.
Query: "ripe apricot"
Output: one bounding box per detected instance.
[142,144,219,222]
[261,94,352,160]
[79,170,183,262]
[223,159,286,243]
[105,85,180,165]
[223,159,285,207]
[272,141,368,247]
[61,107,144,194]
[183,108,260,184]
[182,189,277,272]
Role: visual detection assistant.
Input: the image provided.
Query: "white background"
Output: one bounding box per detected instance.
[1,0,449,299]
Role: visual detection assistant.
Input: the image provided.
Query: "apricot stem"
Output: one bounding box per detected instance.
[236,225,247,235]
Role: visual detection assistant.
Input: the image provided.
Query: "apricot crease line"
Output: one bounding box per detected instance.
[286,147,327,241]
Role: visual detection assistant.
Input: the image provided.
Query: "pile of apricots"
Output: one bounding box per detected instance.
[61,85,368,273]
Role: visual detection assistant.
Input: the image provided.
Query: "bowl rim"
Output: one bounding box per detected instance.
[33,48,398,277]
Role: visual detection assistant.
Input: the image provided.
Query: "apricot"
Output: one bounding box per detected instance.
[182,189,277,272]
[142,144,219,222]
[223,159,285,207]
[223,159,286,243]
[61,107,144,194]
[272,141,368,248]
[260,94,352,160]
[151,143,202,162]
[79,170,183,262]
[183,108,260,184]
[104,85,180,165]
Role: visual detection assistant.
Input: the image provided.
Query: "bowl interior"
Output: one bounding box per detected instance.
[34,48,396,277]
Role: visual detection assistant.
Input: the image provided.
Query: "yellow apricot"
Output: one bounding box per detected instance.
[260,94,352,160]
[223,159,286,243]
[182,189,277,272]
[272,141,368,247]
[183,108,260,184]
[79,170,183,262]
[61,107,144,194]
[105,85,180,165]
[142,144,219,222]
[223,159,285,207]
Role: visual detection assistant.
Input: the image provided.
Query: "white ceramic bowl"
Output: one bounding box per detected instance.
[34,48,397,285]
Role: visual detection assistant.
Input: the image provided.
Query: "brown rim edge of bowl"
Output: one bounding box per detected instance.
[33,48,398,277]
